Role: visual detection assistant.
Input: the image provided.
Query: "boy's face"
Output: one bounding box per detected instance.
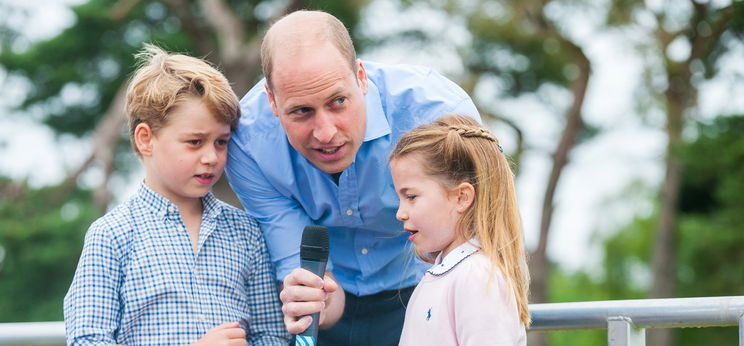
[141,97,231,208]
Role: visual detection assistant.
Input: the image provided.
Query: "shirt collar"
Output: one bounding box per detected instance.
[362,74,390,142]
[427,238,482,276]
[136,182,222,219]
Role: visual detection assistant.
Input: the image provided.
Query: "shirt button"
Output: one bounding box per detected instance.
[346,209,353,216]
[361,248,368,255]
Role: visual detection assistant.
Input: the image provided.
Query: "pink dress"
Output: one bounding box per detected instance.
[399,240,526,345]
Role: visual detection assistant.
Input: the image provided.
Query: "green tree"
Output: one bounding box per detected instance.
[586,115,744,346]
[0,180,99,321]
[604,2,744,343]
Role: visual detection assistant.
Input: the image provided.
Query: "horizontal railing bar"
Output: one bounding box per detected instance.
[1,296,742,344]
[528,296,744,331]
[0,321,65,345]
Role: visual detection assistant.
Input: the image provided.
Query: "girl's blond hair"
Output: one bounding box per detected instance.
[390,114,530,326]
[125,44,240,156]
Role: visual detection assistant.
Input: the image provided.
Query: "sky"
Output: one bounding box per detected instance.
[2,0,743,274]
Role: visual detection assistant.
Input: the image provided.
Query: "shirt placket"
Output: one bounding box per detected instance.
[191,217,216,333]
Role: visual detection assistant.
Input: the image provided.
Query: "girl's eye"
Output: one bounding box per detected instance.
[216,139,229,146]
[406,194,417,201]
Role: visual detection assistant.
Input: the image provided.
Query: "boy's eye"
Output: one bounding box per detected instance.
[187,140,201,145]
[215,139,229,146]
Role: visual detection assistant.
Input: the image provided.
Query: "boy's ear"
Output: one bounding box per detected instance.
[454,182,475,213]
[134,123,154,156]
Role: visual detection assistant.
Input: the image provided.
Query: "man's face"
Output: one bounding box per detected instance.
[266,45,368,174]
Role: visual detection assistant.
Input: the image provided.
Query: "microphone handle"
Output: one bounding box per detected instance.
[296,259,328,346]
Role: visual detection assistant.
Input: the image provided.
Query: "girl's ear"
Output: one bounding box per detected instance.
[134,123,154,156]
[454,182,475,213]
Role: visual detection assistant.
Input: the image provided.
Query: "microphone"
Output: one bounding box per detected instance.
[295,225,330,346]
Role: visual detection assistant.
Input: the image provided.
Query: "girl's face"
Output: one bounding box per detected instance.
[391,155,470,258]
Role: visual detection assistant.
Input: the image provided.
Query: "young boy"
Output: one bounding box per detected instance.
[63,44,289,345]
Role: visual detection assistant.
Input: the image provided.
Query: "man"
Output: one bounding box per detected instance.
[225,10,481,345]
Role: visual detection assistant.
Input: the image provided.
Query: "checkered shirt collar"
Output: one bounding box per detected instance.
[135,182,223,220]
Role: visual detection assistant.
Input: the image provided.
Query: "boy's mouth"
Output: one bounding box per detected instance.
[194,173,215,185]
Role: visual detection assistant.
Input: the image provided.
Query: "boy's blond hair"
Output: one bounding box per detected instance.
[125,44,240,156]
[390,114,531,326]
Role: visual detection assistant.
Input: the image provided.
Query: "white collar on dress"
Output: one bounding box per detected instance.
[427,238,482,276]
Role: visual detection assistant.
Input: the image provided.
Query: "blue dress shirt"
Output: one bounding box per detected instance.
[63,183,289,345]
[225,60,481,296]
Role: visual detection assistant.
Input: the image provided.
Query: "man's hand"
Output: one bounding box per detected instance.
[280,269,345,334]
[191,321,246,346]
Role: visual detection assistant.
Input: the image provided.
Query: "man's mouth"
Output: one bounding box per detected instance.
[317,146,341,154]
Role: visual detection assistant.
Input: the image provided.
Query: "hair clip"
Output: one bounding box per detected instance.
[498,145,504,153]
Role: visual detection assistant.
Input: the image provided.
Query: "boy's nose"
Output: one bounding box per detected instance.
[201,147,218,165]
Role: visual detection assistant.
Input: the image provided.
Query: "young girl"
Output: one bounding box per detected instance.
[391,114,530,345]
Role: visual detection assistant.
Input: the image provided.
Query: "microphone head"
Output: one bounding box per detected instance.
[300,225,329,262]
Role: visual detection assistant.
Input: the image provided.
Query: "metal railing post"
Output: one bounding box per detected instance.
[739,314,743,346]
[607,316,645,346]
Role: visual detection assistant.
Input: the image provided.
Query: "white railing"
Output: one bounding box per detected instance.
[2,296,742,345]
[529,296,744,346]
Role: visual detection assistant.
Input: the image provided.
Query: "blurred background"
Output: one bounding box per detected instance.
[0,0,742,345]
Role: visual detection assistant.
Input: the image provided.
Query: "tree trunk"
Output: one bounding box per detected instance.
[528,41,591,346]
[646,63,687,346]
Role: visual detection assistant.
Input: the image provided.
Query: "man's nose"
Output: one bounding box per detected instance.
[313,111,338,143]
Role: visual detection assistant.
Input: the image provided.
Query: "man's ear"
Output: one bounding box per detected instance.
[265,83,279,117]
[355,59,368,95]
[134,123,154,157]
[454,182,475,213]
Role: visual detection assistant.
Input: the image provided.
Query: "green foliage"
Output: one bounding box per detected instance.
[545,267,607,345]
[676,115,744,302]
[577,115,744,346]
[0,180,98,322]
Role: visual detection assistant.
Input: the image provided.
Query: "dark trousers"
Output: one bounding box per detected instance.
[315,285,415,346]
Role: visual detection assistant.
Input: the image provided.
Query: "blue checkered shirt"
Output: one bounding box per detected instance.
[64,183,289,345]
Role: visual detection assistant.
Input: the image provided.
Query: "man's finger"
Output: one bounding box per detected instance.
[285,314,313,335]
[280,283,328,304]
[284,268,324,289]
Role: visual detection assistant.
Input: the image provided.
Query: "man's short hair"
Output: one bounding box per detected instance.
[261,10,357,90]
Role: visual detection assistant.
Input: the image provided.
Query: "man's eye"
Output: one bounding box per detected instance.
[292,107,312,116]
[333,97,347,105]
